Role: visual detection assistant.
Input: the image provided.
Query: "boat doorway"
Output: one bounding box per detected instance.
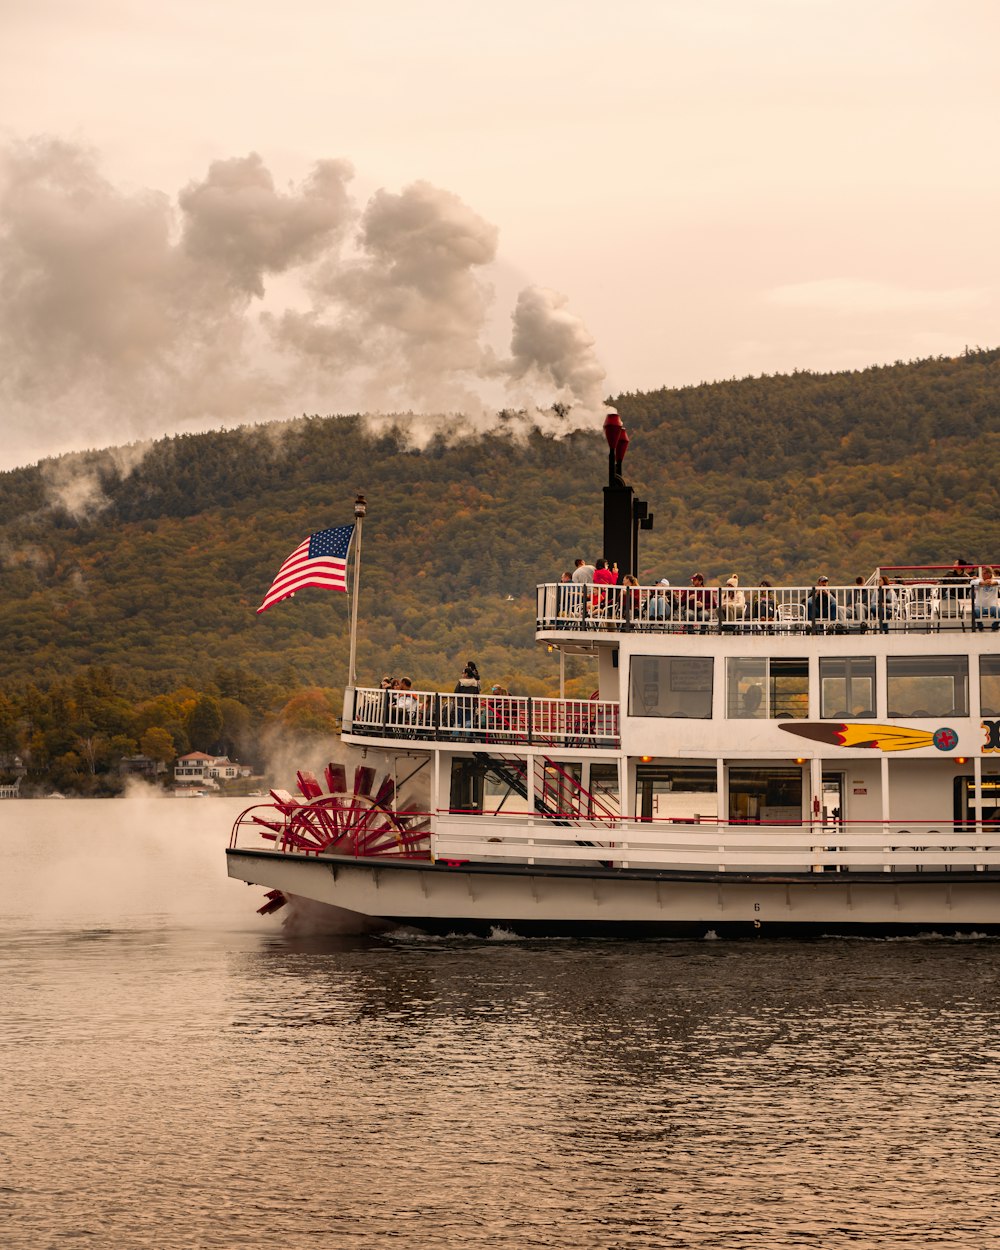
[727,767,803,823]
[822,772,845,827]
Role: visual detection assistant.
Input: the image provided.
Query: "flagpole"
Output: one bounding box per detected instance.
[348,494,367,688]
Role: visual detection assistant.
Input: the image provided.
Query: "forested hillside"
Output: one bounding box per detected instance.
[1,347,998,793]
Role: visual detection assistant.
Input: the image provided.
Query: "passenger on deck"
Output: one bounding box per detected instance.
[940,558,973,622]
[944,557,973,590]
[621,573,641,620]
[556,571,574,621]
[848,576,871,623]
[455,661,481,695]
[807,576,838,627]
[973,567,1000,631]
[749,579,775,622]
[874,575,897,633]
[721,575,746,623]
[648,578,672,620]
[591,558,619,617]
[454,661,481,728]
[395,678,418,720]
[680,572,714,627]
[572,558,595,584]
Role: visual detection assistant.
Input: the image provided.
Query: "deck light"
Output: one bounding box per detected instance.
[640,755,653,763]
[794,757,807,765]
[955,757,968,765]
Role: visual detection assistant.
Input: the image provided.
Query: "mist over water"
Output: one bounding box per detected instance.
[3,796,1000,1249]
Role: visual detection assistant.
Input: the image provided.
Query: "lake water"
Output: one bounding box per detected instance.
[3,794,999,1249]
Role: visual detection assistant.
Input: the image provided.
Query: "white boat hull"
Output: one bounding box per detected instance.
[227,849,1000,938]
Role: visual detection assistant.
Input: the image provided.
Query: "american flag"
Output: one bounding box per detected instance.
[257,525,355,614]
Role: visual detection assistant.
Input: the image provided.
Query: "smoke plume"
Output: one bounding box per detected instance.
[0,137,607,474]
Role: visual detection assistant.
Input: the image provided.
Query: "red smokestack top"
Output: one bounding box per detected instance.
[603,410,623,452]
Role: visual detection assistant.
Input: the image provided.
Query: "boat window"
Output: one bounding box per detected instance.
[635,764,716,821]
[587,763,620,818]
[886,655,969,718]
[726,657,808,719]
[820,656,876,719]
[953,775,1000,831]
[540,760,582,818]
[628,656,713,719]
[729,767,803,823]
[450,758,484,813]
[981,655,1000,717]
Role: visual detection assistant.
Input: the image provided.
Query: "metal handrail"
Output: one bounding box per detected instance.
[346,688,621,747]
[535,581,981,634]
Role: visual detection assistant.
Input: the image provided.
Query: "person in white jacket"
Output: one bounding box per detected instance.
[973,567,1000,631]
[721,574,746,623]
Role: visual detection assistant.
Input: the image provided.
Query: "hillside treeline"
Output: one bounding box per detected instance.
[1,347,998,792]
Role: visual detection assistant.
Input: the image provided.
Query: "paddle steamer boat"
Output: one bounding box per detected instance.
[227,416,1000,936]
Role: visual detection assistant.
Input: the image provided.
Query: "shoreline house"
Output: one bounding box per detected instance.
[0,754,26,798]
[119,753,167,779]
[173,752,254,789]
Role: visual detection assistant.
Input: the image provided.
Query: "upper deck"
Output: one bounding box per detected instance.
[536,565,994,641]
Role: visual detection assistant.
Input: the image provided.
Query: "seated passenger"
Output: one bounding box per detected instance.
[847,576,871,621]
[721,575,746,622]
[807,576,838,625]
[973,567,1000,631]
[590,558,619,616]
[647,578,672,620]
[556,570,575,621]
[679,572,714,625]
[395,677,418,720]
[874,575,897,633]
[621,573,641,620]
[749,579,775,622]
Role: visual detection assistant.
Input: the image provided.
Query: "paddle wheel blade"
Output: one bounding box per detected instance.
[354,765,376,796]
[324,763,347,793]
[257,889,287,915]
[297,770,323,799]
[372,774,395,807]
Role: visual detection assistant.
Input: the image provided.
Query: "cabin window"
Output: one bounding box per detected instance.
[635,764,716,821]
[729,767,803,823]
[981,656,1000,717]
[628,656,713,719]
[953,775,1000,830]
[450,758,484,813]
[886,655,969,718]
[587,763,620,818]
[540,760,583,818]
[726,657,808,719]
[820,656,875,719]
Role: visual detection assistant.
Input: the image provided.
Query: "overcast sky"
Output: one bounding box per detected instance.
[1,0,998,469]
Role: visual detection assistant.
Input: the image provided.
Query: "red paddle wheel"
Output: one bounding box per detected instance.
[231,762,432,915]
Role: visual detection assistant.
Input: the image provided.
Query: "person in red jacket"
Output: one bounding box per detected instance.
[591,558,619,619]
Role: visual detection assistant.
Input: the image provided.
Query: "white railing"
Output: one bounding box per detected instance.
[347,688,621,747]
[536,581,982,634]
[431,816,1000,872]
[229,800,1000,874]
